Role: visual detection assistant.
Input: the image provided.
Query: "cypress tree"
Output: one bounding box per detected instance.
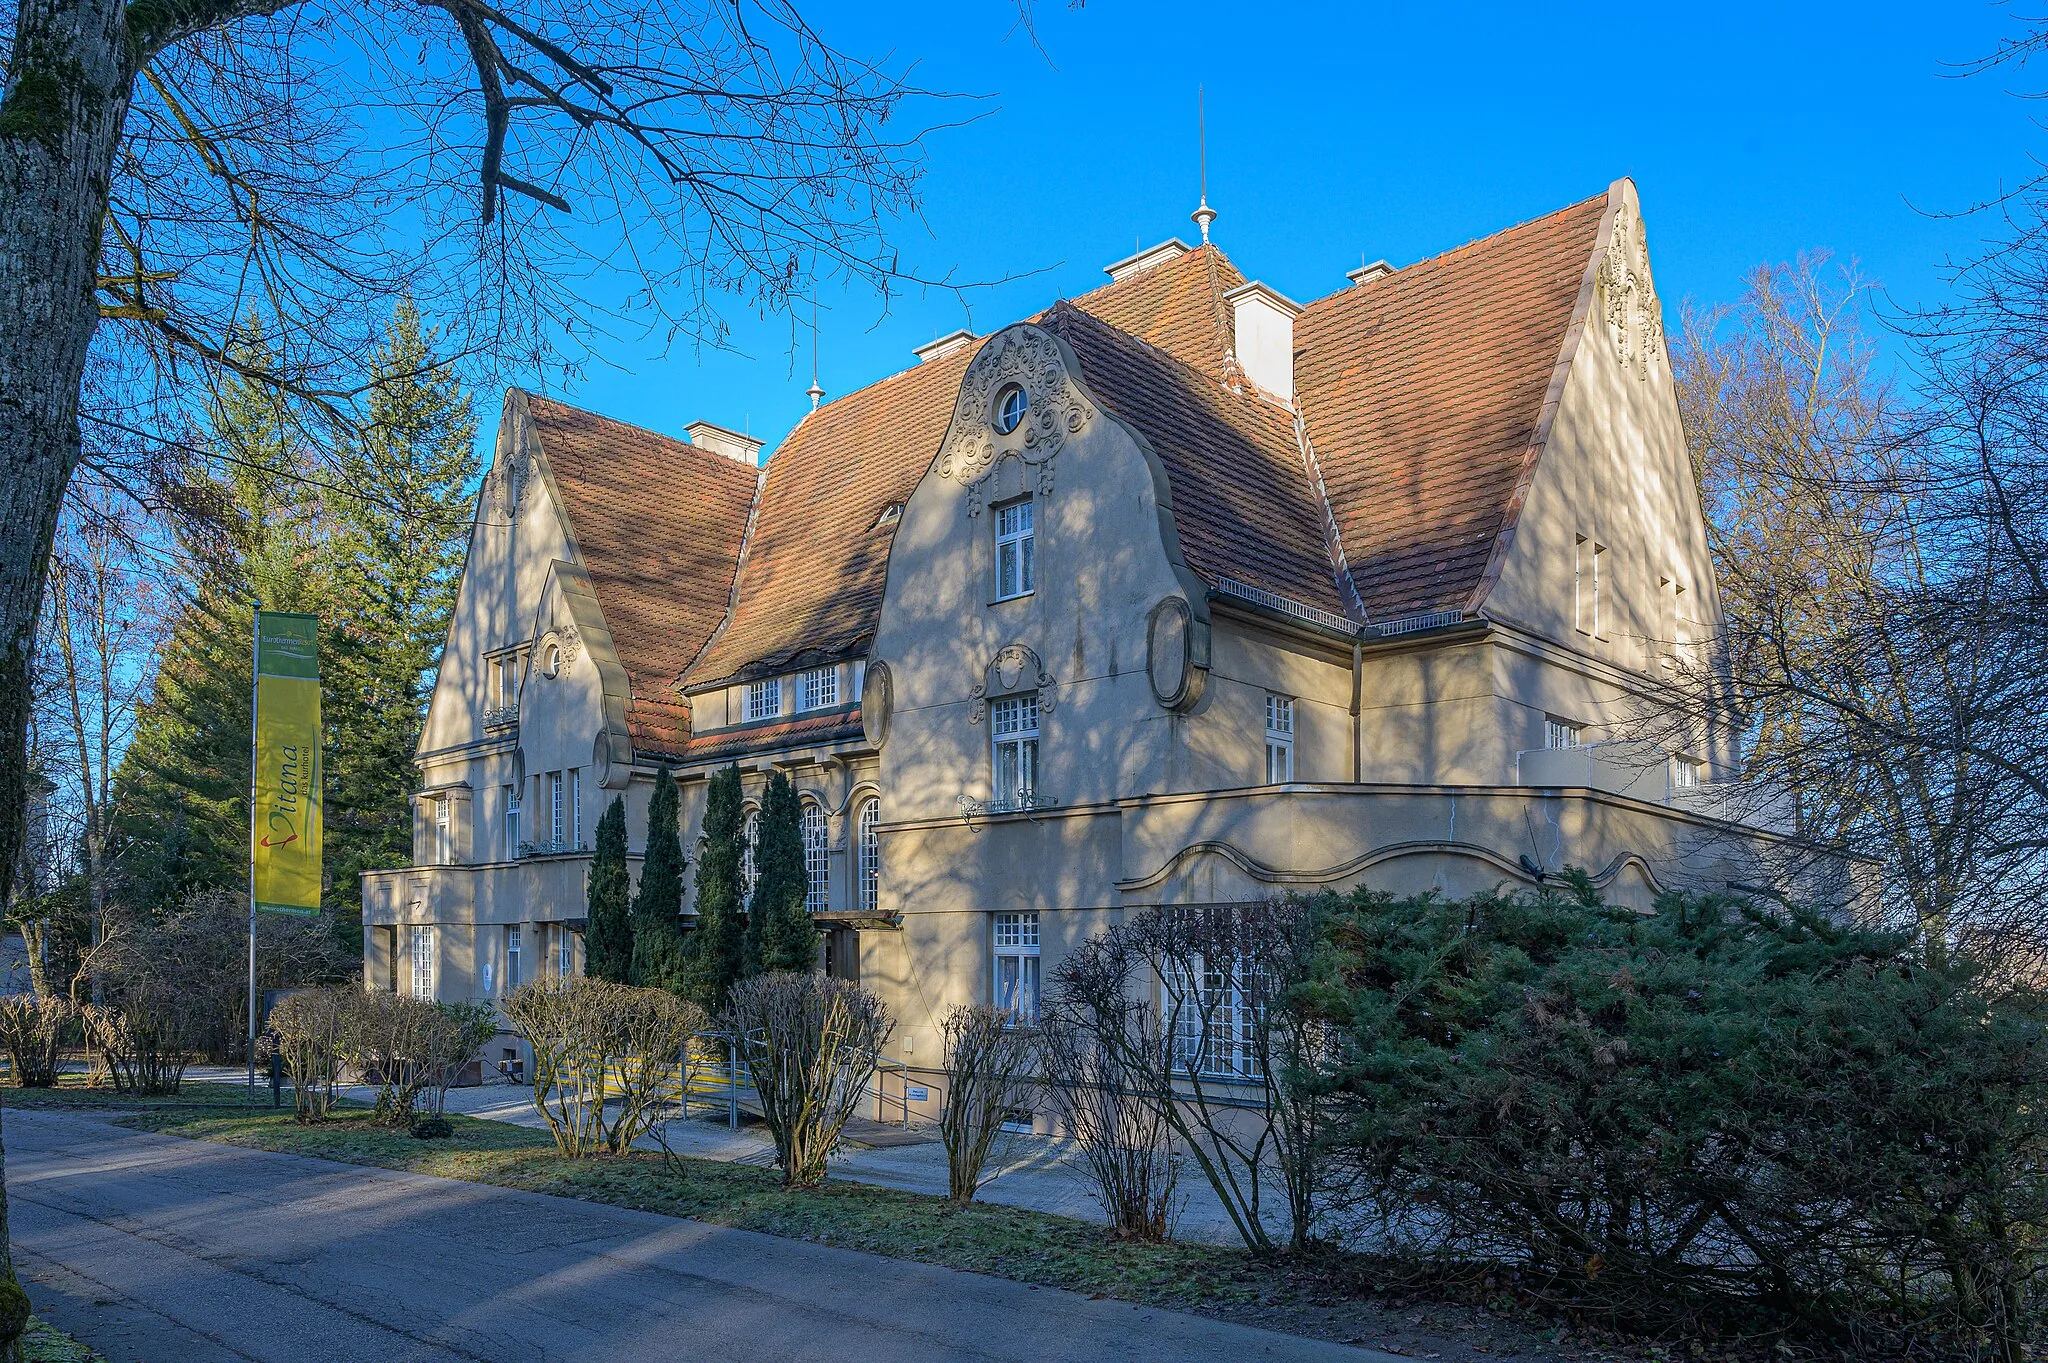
[583,796,632,983]
[630,766,688,990]
[683,765,745,1010]
[745,771,820,974]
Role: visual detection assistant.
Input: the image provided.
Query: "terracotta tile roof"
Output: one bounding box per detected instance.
[1065,245,1244,378]
[686,710,865,764]
[1293,191,1610,620]
[526,395,758,754]
[684,346,978,689]
[1045,303,1349,616]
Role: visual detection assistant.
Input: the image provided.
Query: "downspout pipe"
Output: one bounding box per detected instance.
[1350,635,1363,783]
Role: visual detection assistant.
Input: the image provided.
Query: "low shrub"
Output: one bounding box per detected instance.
[0,994,73,1088]
[341,992,495,1126]
[502,977,706,1157]
[269,987,349,1122]
[937,1004,1038,1206]
[721,972,890,1188]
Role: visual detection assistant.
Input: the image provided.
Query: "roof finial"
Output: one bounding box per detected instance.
[1191,84,1216,245]
[806,297,824,411]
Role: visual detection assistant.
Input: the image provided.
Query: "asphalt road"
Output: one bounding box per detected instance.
[6,1108,1393,1363]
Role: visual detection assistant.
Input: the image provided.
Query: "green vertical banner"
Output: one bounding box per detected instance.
[253,612,322,916]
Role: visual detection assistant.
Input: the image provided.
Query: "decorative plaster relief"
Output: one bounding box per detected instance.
[861,660,894,749]
[1596,209,1664,381]
[1145,597,1208,712]
[966,643,1057,725]
[937,323,1097,510]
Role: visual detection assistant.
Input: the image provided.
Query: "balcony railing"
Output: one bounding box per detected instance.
[517,839,587,858]
[957,791,1062,821]
[481,704,518,730]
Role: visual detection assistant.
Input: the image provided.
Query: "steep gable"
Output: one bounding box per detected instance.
[1293,190,1611,620]
[526,395,756,754]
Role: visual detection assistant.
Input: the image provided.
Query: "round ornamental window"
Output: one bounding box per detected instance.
[993,384,1027,435]
[542,642,563,678]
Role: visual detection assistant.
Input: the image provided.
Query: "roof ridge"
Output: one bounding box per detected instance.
[526,392,761,489]
[1065,241,1237,311]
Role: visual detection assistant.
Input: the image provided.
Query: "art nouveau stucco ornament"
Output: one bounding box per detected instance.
[966,643,1057,724]
[1596,208,1664,380]
[1145,596,1209,713]
[936,323,1098,508]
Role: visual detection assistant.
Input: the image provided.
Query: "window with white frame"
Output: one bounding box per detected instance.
[1168,951,1263,1080]
[568,769,582,847]
[1264,694,1295,783]
[798,666,839,712]
[1575,538,1607,637]
[1672,755,1702,789]
[409,925,435,998]
[858,797,881,917]
[744,678,783,722]
[558,928,574,979]
[1545,717,1583,750]
[548,771,564,847]
[990,695,1039,809]
[434,799,451,865]
[502,785,519,860]
[801,801,828,914]
[505,925,522,992]
[994,499,1035,600]
[741,809,760,901]
[993,912,1040,1022]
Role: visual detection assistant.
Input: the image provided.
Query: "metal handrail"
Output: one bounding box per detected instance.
[1214,576,1356,633]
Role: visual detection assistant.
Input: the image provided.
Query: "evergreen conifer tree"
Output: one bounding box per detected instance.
[583,796,632,983]
[745,771,820,974]
[630,766,688,990]
[683,765,746,1009]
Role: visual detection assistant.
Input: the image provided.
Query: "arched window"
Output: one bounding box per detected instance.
[801,800,829,914]
[858,797,881,916]
[741,808,760,902]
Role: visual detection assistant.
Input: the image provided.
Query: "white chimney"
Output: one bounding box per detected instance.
[912,329,977,363]
[1223,281,1302,402]
[685,420,764,466]
[1347,259,1398,286]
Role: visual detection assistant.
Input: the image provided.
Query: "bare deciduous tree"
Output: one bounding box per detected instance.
[1037,993,1180,1243]
[936,1004,1038,1206]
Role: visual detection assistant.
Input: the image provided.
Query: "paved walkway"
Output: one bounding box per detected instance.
[185,1068,1241,1242]
[8,1107,1389,1363]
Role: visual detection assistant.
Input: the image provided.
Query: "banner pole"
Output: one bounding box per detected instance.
[248,604,261,1097]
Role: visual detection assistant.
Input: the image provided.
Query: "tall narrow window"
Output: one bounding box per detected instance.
[410,925,435,998]
[558,928,574,980]
[1264,694,1295,783]
[798,666,839,712]
[502,785,520,859]
[1169,950,1262,1080]
[1672,755,1702,789]
[505,925,522,992]
[990,695,1039,809]
[993,912,1040,1022]
[434,799,451,865]
[744,678,783,722]
[741,809,760,902]
[857,797,881,916]
[994,499,1035,600]
[549,771,564,848]
[1592,543,1606,637]
[801,801,829,914]
[1575,536,1590,634]
[568,769,582,847]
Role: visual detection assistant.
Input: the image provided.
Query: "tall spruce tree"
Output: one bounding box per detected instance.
[745,771,820,974]
[684,765,746,1009]
[583,796,632,983]
[630,766,688,991]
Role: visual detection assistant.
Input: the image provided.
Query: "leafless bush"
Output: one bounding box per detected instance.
[1038,1007,1180,1242]
[0,994,73,1088]
[721,973,891,1188]
[269,988,350,1122]
[937,1004,1039,1205]
[339,991,491,1126]
[502,978,706,1157]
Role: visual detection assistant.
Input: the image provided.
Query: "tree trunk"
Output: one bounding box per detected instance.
[1,0,138,1348]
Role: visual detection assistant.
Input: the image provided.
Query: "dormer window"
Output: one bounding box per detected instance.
[871,502,903,530]
[744,678,783,722]
[994,498,1035,601]
[993,384,1027,435]
[798,666,839,712]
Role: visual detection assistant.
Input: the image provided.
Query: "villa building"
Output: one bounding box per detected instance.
[363,179,1843,1102]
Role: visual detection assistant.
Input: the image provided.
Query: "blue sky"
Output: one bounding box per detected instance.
[548,1,2040,459]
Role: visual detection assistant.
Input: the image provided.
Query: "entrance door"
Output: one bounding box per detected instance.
[825,927,859,984]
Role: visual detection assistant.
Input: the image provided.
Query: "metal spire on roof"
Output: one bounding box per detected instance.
[806,297,824,411]
[1191,84,1216,245]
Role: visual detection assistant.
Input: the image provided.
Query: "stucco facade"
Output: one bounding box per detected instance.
[364,179,1849,1105]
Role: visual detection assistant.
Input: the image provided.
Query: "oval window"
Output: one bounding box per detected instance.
[993,384,1027,435]
[543,642,563,677]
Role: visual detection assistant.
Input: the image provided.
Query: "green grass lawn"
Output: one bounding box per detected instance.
[22,1317,105,1363]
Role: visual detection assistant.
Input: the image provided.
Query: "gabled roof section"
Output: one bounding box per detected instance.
[1045,303,1349,617]
[683,346,978,690]
[1294,189,1613,619]
[526,395,757,753]
[1067,243,1245,379]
